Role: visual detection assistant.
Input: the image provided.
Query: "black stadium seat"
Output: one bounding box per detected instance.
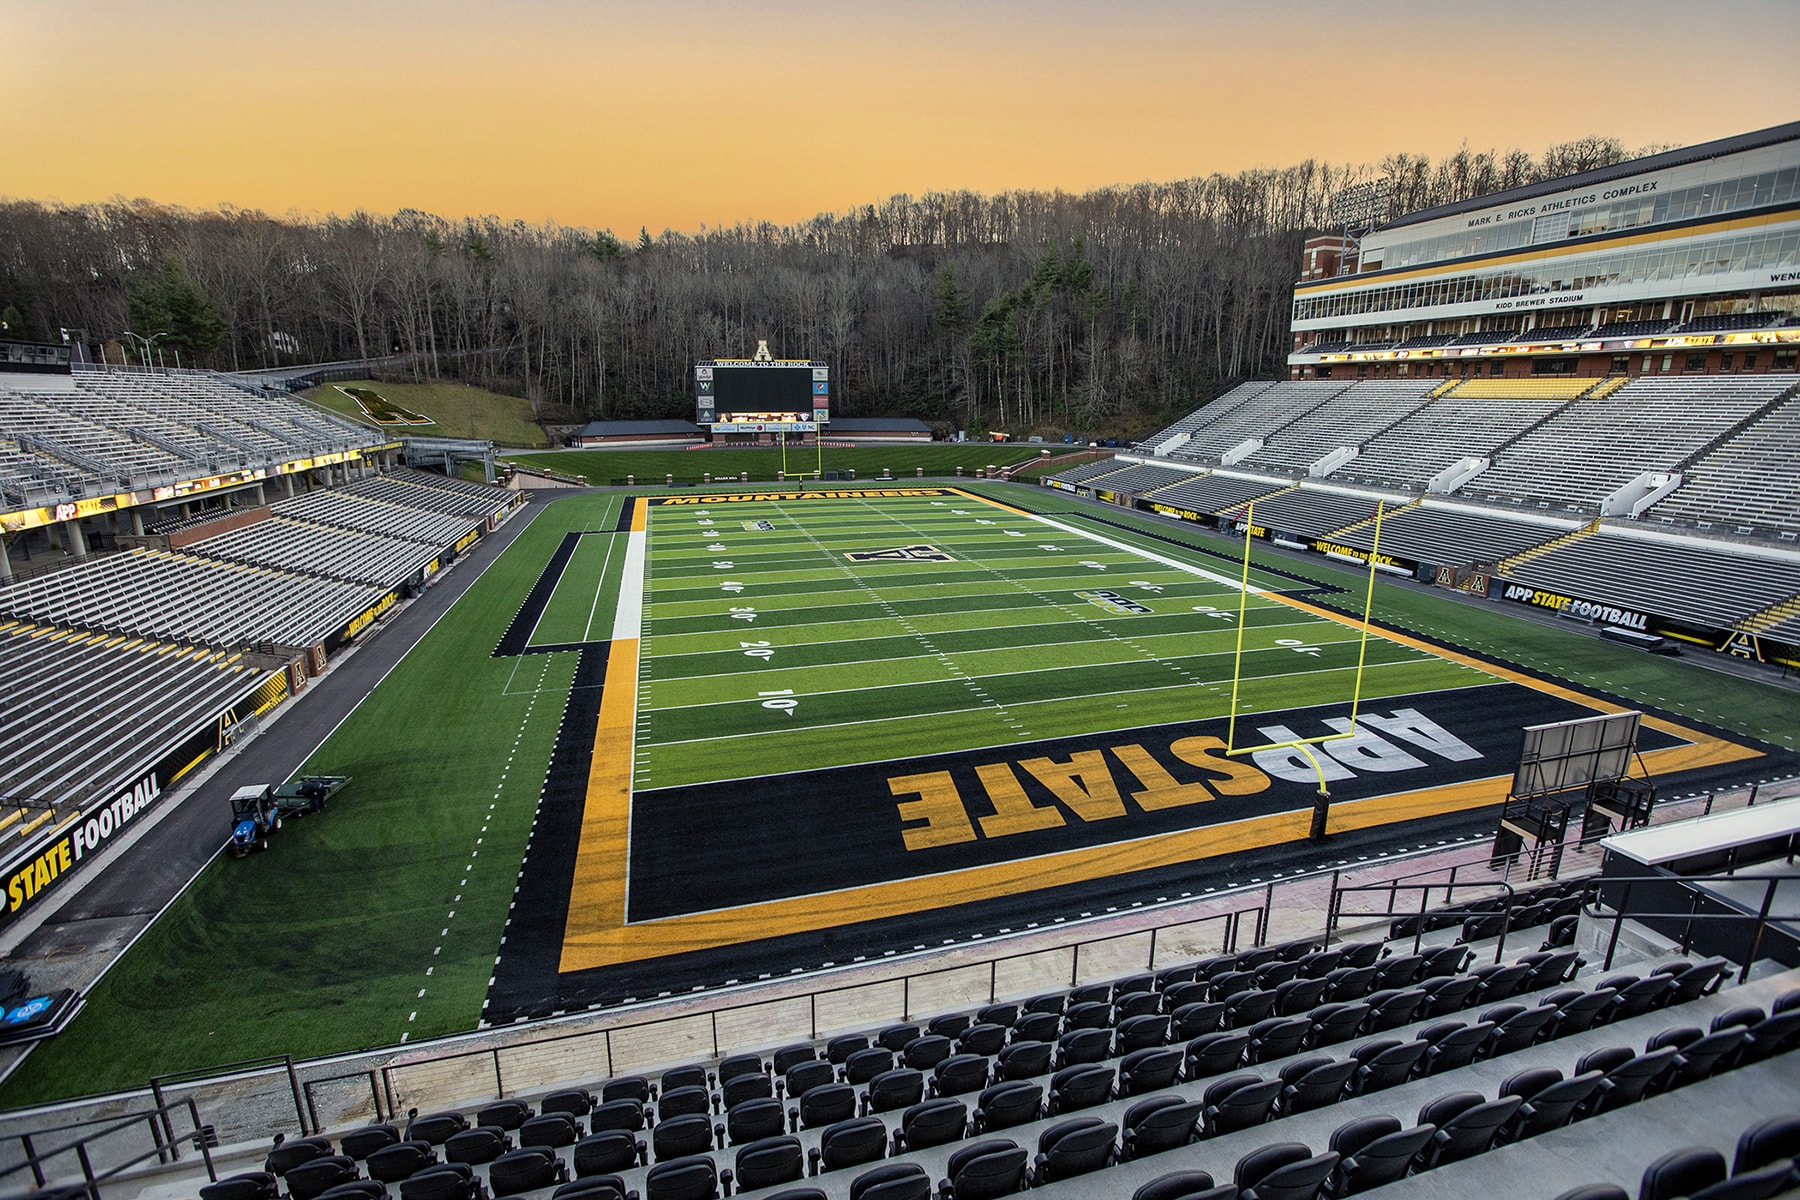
[1327,1116,1437,1195]
[892,1097,967,1152]
[733,1134,805,1191]
[489,1147,564,1198]
[1122,1094,1202,1159]
[573,1129,642,1174]
[200,1173,281,1200]
[939,1138,1028,1199]
[285,1157,360,1200]
[849,1162,930,1200]
[973,1081,1043,1133]
[1033,1116,1118,1184]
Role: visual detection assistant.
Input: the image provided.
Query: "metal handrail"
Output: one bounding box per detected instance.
[1327,860,1524,958]
[1583,869,1800,982]
[0,1097,216,1199]
[375,900,1267,1116]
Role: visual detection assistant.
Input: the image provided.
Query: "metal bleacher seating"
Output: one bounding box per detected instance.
[273,488,482,547]
[1071,463,1201,495]
[1042,458,1130,487]
[165,875,1800,1200]
[1141,473,1289,516]
[1647,396,1800,539]
[1235,381,1437,475]
[1329,505,1574,570]
[1170,382,1353,464]
[1236,488,1396,541]
[1468,376,1786,511]
[0,548,386,650]
[0,618,273,810]
[343,468,512,520]
[186,518,443,589]
[1137,384,1276,456]
[0,372,378,505]
[1339,381,1578,491]
[1500,530,1800,633]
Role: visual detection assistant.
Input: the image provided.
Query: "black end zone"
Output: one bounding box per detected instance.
[494,532,586,658]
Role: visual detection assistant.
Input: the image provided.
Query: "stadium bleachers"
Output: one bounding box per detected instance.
[1040,458,1129,486]
[274,488,482,547]
[1499,530,1800,632]
[1140,473,1290,515]
[1071,463,1201,494]
[0,618,273,810]
[1647,395,1800,539]
[344,468,514,520]
[1137,383,1276,456]
[187,518,444,589]
[1468,376,1789,511]
[1167,383,1351,463]
[0,548,387,649]
[1330,505,1577,570]
[0,371,379,505]
[1235,381,1436,475]
[1338,381,1579,491]
[1236,488,1396,540]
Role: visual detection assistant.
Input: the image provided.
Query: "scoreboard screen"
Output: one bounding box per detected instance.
[697,350,829,432]
[710,364,814,412]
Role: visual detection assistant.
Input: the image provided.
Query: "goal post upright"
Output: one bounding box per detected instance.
[1222,497,1388,838]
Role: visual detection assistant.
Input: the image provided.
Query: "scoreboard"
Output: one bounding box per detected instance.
[697,342,828,434]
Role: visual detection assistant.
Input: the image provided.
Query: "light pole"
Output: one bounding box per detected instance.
[121,330,167,370]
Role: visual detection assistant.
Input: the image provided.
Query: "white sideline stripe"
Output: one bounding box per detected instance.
[612,529,647,642]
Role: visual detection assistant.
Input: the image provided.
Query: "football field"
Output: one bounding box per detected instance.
[495,485,1761,1015]
[632,489,1482,787]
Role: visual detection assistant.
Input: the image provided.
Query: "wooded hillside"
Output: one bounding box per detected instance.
[0,135,1661,436]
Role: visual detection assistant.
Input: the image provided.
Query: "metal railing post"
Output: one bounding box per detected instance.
[190,1098,217,1183]
[285,1055,309,1136]
[20,1133,44,1189]
[1741,877,1779,984]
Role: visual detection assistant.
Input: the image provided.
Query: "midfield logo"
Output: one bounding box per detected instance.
[846,545,955,563]
[742,520,775,531]
[1075,589,1153,616]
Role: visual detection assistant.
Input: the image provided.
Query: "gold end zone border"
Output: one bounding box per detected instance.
[558,489,1761,973]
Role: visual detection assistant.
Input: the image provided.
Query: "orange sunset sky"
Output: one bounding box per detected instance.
[5,0,1798,236]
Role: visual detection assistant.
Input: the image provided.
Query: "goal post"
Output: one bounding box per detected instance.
[1223,498,1391,835]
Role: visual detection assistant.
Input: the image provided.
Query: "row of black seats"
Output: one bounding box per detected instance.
[1388,878,1587,942]
[1121,1004,1800,1200]
[1552,1115,1800,1200]
[235,945,1680,1200]
[217,971,1796,1200]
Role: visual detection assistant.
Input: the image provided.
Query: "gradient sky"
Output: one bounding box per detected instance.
[5,0,1797,236]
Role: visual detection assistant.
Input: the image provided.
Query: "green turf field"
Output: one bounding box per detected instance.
[634,492,1491,790]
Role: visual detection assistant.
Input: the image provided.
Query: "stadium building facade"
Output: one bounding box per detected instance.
[1289,122,1800,382]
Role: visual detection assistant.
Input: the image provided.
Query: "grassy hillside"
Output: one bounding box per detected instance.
[308,379,552,448]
